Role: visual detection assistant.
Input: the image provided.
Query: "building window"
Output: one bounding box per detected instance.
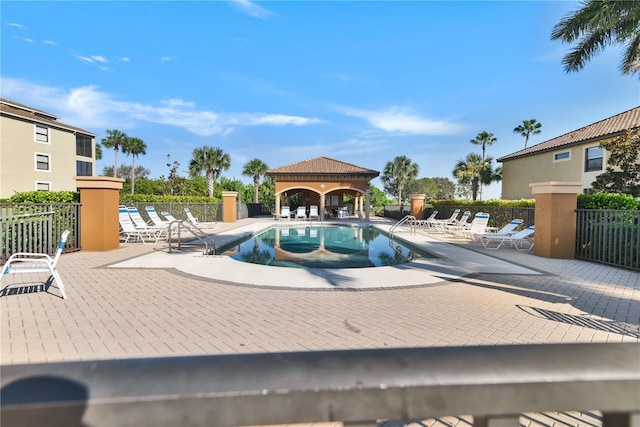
[76,134,93,157]
[585,147,604,172]
[35,153,50,171]
[36,182,50,191]
[76,160,93,176]
[35,124,49,143]
[553,151,570,162]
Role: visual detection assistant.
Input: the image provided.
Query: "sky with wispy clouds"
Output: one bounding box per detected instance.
[2,0,638,199]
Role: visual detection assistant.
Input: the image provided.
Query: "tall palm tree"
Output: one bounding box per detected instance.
[551,0,640,75]
[470,131,498,200]
[452,153,495,201]
[470,131,497,162]
[381,155,419,205]
[188,146,231,198]
[242,158,269,203]
[122,137,147,195]
[100,129,128,178]
[513,119,542,149]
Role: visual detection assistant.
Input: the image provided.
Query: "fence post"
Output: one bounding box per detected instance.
[222,191,238,223]
[75,176,125,250]
[410,194,426,219]
[530,182,582,259]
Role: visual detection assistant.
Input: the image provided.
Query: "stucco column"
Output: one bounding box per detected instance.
[75,176,124,251]
[365,190,371,221]
[530,182,582,259]
[222,191,238,223]
[410,194,426,218]
[275,194,281,215]
[319,194,325,219]
[358,195,364,217]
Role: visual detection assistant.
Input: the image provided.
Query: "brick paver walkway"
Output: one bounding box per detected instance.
[1,218,638,426]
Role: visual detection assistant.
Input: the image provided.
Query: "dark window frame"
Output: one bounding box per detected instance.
[36,153,50,171]
[585,147,603,172]
[76,160,93,176]
[76,134,93,157]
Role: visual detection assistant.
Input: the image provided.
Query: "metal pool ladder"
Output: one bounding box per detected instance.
[389,215,417,237]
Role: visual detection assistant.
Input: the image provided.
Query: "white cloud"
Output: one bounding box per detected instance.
[43,40,57,45]
[8,22,26,29]
[229,0,275,19]
[337,105,465,135]
[14,36,33,43]
[120,57,131,62]
[74,54,95,64]
[160,56,173,63]
[0,77,322,136]
[91,55,107,63]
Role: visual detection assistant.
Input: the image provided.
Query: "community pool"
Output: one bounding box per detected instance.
[221,225,437,269]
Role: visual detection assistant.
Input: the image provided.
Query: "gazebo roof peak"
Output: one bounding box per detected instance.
[267,156,379,177]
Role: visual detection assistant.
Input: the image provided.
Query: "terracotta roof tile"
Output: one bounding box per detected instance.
[498,106,640,162]
[0,97,95,136]
[267,156,379,176]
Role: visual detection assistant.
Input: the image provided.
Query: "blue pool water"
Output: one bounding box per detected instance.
[223,225,436,269]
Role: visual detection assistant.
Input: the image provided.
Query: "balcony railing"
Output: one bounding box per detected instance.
[1,343,638,426]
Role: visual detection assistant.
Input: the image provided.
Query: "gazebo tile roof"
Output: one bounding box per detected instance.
[267,156,379,176]
[498,106,640,162]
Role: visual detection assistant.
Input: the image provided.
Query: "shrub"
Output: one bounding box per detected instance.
[7,191,79,203]
[577,193,639,210]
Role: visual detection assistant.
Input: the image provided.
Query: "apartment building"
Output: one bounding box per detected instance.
[0,98,96,199]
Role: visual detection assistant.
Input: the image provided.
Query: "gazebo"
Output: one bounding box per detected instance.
[266,157,380,220]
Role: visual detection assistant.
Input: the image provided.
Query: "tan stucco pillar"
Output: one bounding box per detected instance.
[410,194,426,218]
[222,191,238,223]
[75,176,124,251]
[530,182,582,259]
[275,194,281,215]
[365,190,371,220]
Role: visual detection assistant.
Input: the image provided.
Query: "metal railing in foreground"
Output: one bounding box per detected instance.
[2,343,638,426]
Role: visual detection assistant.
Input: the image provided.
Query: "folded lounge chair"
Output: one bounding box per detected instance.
[0,230,70,299]
[279,206,291,221]
[308,205,319,220]
[480,226,535,250]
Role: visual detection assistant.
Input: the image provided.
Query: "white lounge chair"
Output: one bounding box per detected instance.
[411,210,438,228]
[445,211,471,234]
[122,207,167,244]
[462,212,491,240]
[145,206,170,227]
[279,206,291,221]
[0,230,70,299]
[295,206,307,220]
[308,205,319,220]
[486,219,524,236]
[184,207,217,230]
[481,225,535,250]
[431,209,461,232]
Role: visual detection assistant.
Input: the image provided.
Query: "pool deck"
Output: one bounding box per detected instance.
[2,216,639,425]
[2,215,638,367]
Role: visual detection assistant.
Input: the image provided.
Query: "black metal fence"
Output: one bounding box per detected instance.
[575,209,639,271]
[125,202,269,223]
[0,203,81,264]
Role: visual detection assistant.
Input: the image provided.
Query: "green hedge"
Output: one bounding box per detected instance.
[431,199,535,208]
[4,191,79,203]
[118,194,221,203]
[577,193,639,210]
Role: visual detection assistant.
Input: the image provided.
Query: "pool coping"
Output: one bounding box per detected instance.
[108,220,543,290]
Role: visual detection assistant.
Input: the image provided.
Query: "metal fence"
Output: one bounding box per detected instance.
[1,343,638,426]
[124,202,269,223]
[0,203,81,264]
[575,209,640,271]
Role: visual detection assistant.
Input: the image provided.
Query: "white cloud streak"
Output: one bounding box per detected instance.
[229,0,275,19]
[1,77,322,136]
[337,105,465,135]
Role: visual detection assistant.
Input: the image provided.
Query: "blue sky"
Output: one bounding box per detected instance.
[2,1,638,200]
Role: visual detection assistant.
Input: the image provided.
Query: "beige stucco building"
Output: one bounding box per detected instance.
[0,98,96,199]
[498,107,640,200]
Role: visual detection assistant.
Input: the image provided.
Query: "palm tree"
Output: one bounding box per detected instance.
[551,0,640,75]
[470,131,497,162]
[469,131,498,200]
[100,129,128,178]
[513,119,542,149]
[122,137,147,195]
[381,155,419,205]
[452,153,495,201]
[242,159,269,203]
[188,146,231,198]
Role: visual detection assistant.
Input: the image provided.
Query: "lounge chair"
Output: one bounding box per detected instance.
[323,208,334,219]
[184,207,217,229]
[295,206,307,220]
[410,210,438,229]
[0,230,70,299]
[444,211,471,234]
[480,225,535,250]
[279,206,291,221]
[122,207,167,244]
[461,212,491,240]
[430,209,461,232]
[486,219,524,236]
[308,205,319,220]
[145,206,170,227]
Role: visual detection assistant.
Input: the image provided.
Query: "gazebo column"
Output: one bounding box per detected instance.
[275,193,281,215]
[319,194,326,220]
[359,195,364,217]
[365,190,371,221]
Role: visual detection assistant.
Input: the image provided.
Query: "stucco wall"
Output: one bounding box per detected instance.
[0,116,95,198]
